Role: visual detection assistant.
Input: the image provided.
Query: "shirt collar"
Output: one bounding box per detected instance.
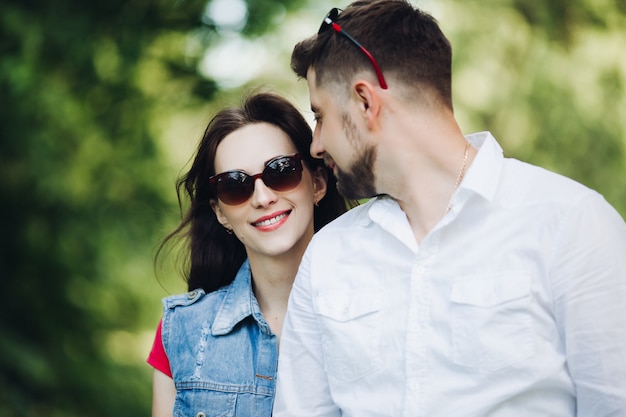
[460,131,504,203]
[360,132,504,251]
[367,197,418,252]
[212,259,267,336]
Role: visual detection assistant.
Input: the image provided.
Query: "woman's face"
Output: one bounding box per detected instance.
[210,122,327,262]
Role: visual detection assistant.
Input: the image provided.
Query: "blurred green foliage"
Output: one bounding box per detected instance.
[0,0,624,415]
[446,0,626,212]
[0,0,304,415]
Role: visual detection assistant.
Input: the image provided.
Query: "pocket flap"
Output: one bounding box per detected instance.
[451,273,529,307]
[315,290,382,322]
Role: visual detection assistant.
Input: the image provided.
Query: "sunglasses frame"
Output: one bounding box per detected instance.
[318,8,388,89]
[209,153,304,205]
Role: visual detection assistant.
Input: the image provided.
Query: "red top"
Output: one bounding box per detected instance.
[146,318,172,378]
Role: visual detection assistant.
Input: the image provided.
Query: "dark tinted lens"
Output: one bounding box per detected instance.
[210,154,303,205]
[263,155,303,191]
[215,172,254,205]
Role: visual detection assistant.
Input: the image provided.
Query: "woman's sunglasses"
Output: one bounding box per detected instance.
[209,153,303,205]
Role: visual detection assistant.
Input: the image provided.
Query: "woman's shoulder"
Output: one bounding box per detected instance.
[162,261,252,325]
[162,286,227,311]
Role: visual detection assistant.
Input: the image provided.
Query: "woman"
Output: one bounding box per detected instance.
[147,92,352,417]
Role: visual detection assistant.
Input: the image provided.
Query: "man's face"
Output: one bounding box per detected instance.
[307,69,377,199]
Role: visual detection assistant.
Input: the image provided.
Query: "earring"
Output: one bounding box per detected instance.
[225,227,233,234]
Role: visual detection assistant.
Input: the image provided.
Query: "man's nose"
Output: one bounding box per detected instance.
[310,125,325,158]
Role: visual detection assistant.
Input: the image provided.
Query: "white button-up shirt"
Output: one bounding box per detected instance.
[274,132,626,417]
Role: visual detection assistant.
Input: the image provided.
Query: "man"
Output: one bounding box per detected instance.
[273,1,626,416]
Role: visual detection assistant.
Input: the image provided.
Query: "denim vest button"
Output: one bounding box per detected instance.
[195,412,206,417]
[188,290,198,299]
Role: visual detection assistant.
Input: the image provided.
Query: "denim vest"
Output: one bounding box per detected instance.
[161,260,277,417]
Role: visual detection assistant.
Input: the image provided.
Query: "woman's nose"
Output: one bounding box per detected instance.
[250,178,278,207]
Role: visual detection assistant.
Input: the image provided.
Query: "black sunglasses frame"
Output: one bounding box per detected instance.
[318,8,388,89]
[209,153,303,205]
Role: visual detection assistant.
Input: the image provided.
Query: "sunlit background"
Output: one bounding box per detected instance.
[1,0,624,415]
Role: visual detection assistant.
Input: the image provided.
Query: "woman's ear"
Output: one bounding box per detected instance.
[311,166,329,205]
[210,199,231,230]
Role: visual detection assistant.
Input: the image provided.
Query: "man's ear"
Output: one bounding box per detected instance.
[353,80,381,130]
[312,166,329,204]
[210,199,231,230]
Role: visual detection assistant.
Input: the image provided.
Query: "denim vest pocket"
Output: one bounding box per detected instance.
[173,386,236,417]
[315,289,382,381]
[450,272,535,371]
[174,381,274,417]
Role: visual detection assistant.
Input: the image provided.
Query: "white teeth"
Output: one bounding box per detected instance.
[254,212,288,227]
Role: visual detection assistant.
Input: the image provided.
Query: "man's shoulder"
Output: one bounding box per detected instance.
[310,198,395,252]
[318,198,378,232]
[502,158,597,205]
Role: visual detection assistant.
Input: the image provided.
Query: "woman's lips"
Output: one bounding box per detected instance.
[251,210,291,230]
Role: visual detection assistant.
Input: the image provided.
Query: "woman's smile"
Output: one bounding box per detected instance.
[251,210,292,231]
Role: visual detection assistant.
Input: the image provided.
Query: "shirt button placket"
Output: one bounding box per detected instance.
[403,258,430,417]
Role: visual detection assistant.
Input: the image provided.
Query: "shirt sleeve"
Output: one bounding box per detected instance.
[550,192,626,415]
[146,318,173,379]
[273,244,341,417]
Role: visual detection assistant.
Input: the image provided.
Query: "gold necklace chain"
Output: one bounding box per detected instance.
[445,140,471,213]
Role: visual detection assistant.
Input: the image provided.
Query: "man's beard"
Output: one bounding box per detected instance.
[335,112,377,200]
[335,147,377,199]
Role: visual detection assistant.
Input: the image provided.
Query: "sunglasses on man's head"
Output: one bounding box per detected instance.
[209,153,303,205]
[318,7,388,89]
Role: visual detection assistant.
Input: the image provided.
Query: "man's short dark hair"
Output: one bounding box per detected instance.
[291,0,453,109]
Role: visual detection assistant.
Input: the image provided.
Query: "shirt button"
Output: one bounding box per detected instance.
[415,266,426,274]
[196,412,206,417]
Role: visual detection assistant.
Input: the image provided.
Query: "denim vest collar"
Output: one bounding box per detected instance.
[212,259,270,336]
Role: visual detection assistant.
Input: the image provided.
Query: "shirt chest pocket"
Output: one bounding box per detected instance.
[450,273,535,371]
[315,290,382,382]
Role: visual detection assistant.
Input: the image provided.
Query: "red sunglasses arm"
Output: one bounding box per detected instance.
[330,22,388,89]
